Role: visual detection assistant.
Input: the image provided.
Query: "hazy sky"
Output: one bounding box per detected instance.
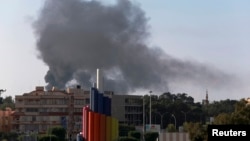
[0,0,250,102]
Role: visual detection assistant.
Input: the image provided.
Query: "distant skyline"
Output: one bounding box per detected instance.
[1,0,250,102]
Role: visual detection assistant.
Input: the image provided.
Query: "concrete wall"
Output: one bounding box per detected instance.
[159,132,190,141]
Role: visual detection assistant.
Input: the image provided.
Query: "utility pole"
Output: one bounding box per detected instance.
[172,114,176,130]
[149,91,152,126]
[155,112,168,129]
[181,111,187,123]
[142,96,145,141]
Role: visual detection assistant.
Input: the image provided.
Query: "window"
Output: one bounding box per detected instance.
[85,98,90,104]
[32,116,36,121]
[26,108,38,112]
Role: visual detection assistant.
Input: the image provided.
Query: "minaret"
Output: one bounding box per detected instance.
[202,89,209,106]
[205,89,209,105]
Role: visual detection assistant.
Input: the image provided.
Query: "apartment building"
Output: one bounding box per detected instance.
[0,107,14,132]
[112,94,143,125]
[13,86,143,137]
[13,86,89,138]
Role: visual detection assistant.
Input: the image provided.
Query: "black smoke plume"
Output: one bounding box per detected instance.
[33,0,236,93]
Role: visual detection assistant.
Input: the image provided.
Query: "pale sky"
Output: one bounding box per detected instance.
[0,0,250,102]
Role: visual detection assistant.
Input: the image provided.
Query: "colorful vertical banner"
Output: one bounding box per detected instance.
[83,87,118,141]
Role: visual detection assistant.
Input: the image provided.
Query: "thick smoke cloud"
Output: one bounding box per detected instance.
[33,0,236,93]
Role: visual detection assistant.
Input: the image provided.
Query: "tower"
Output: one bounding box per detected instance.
[202,89,209,106]
[96,68,104,93]
[206,89,208,103]
[82,68,119,141]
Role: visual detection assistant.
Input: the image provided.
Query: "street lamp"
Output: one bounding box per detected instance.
[171,114,176,130]
[49,109,52,141]
[181,111,187,123]
[142,96,145,135]
[149,91,152,126]
[155,112,168,129]
[49,108,55,141]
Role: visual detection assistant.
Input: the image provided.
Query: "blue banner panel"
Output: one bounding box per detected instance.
[103,96,109,116]
[90,87,95,111]
[98,93,104,114]
[90,87,99,112]
[93,88,99,112]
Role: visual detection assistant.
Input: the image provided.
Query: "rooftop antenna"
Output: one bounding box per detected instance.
[206,89,208,101]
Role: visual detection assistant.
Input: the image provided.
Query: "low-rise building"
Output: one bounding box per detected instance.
[13,86,89,137]
[112,94,143,125]
[0,107,14,132]
[13,86,143,137]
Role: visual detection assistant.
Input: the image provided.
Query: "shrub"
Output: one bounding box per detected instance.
[117,136,138,141]
[47,126,66,141]
[119,124,136,136]
[166,124,176,132]
[38,134,58,141]
[144,132,159,141]
[128,131,141,140]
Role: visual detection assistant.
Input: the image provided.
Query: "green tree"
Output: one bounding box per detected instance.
[128,131,141,140]
[38,135,58,141]
[47,126,66,141]
[213,113,232,124]
[148,92,209,129]
[231,99,250,124]
[183,122,189,132]
[166,124,176,132]
[0,96,15,110]
[117,136,138,141]
[206,99,237,117]
[119,124,136,137]
[144,132,159,141]
[0,131,18,141]
[185,122,207,141]
[18,133,38,141]
[212,99,250,125]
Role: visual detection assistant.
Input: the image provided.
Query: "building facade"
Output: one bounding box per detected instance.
[112,94,143,126]
[13,86,143,136]
[13,86,89,137]
[0,107,14,132]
